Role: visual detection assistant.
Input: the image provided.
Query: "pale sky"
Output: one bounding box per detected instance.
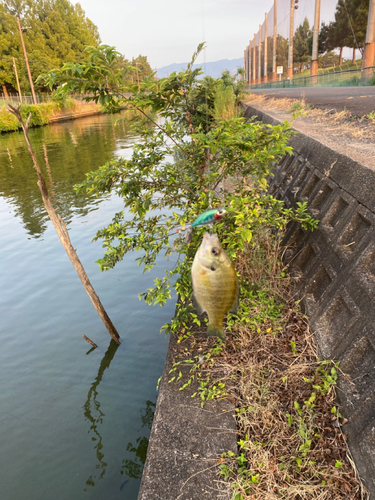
[75,0,275,69]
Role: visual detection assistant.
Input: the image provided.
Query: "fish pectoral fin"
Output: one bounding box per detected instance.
[207,324,225,340]
[192,294,205,315]
[229,282,240,315]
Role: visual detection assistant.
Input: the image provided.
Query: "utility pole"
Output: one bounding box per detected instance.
[273,0,277,81]
[135,60,140,92]
[287,0,296,80]
[252,33,256,85]
[13,57,22,102]
[248,40,252,84]
[258,25,262,84]
[264,13,268,83]
[243,49,248,82]
[246,45,249,83]
[361,0,375,82]
[311,0,321,82]
[16,16,37,104]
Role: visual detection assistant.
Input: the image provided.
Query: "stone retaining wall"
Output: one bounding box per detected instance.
[243,103,375,496]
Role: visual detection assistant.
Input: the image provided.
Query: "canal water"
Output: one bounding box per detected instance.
[0,113,176,499]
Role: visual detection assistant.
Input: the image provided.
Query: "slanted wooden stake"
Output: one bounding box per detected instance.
[8,105,120,345]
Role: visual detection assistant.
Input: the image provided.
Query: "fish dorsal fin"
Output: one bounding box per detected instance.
[192,293,205,315]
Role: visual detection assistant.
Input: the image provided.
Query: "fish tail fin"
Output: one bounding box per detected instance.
[206,324,225,341]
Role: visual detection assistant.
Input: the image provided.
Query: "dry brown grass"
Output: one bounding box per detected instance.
[243,93,375,143]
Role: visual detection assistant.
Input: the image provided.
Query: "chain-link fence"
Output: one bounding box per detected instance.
[244,0,372,87]
[246,67,374,90]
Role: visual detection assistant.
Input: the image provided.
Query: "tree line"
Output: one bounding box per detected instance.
[0,0,152,95]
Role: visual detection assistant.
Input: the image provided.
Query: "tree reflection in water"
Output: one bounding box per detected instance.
[121,400,155,480]
[84,340,119,490]
[83,340,156,493]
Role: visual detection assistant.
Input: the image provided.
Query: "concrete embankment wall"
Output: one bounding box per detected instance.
[138,331,237,500]
[242,104,375,496]
[48,107,104,123]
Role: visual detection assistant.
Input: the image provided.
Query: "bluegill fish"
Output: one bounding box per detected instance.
[191,208,226,228]
[191,232,239,340]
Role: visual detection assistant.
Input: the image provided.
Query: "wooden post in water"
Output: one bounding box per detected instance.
[8,105,121,346]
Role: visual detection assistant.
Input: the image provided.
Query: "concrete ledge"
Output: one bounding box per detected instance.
[243,102,375,496]
[138,332,237,500]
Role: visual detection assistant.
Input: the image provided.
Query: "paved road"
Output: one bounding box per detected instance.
[248,86,375,118]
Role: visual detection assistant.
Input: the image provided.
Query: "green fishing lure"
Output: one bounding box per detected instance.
[191,208,226,228]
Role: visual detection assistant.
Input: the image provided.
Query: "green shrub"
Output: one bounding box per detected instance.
[0,101,60,132]
[20,102,59,126]
[0,106,20,132]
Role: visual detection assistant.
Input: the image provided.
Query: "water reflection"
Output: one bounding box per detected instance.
[0,111,135,237]
[83,339,155,494]
[121,400,155,480]
[84,340,119,491]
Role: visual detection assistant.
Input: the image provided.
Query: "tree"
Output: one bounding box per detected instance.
[0,0,101,92]
[318,51,340,68]
[293,18,312,73]
[329,0,369,64]
[39,44,317,337]
[276,35,288,77]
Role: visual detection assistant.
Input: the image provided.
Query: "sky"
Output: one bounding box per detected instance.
[75,0,276,69]
[75,0,343,70]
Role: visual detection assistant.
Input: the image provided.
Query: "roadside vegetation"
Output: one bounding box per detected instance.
[37,43,366,498]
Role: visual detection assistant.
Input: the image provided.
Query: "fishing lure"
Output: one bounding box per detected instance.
[191,208,226,228]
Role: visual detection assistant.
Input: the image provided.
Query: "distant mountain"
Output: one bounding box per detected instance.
[157,58,243,79]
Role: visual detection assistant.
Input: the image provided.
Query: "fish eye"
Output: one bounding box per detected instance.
[211,247,219,255]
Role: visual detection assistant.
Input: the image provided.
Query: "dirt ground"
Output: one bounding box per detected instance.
[243,93,375,173]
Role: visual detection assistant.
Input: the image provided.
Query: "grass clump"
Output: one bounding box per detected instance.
[214,85,243,121]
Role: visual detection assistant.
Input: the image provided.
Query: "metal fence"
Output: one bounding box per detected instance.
[245,67,375,90]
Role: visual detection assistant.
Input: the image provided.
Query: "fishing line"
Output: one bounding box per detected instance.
[201,0,214,234]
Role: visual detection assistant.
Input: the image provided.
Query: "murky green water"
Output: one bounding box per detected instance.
[0,113,175,500]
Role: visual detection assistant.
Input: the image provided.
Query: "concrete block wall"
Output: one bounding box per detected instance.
[243,104,375,496]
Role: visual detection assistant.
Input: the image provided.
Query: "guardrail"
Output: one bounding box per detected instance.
[246,67,375,90]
